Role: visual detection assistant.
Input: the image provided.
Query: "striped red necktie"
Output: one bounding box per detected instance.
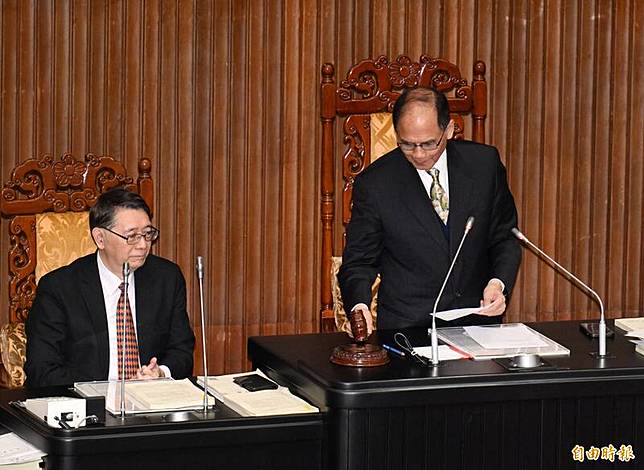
[117,282,140,379]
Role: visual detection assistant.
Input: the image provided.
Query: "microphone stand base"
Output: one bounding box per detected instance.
[588,351,615,359]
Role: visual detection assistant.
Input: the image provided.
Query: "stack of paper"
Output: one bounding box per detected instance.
[615,317,644,332]
[75,378,211,415]
[622,329,644,356]
[0,432,45,468]
[124,378,207,411]
[197,371,318,417]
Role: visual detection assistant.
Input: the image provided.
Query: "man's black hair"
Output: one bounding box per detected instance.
[89,188,152,230]
[392,87,451,131]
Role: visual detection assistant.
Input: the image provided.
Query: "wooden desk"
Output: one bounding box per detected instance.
[249,320,644,470]
[0,385,324,470]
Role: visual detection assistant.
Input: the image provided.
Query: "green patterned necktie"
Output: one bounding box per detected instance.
[428,168,449,224]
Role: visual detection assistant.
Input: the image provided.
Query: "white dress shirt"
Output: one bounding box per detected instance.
[416,149,450,202]
[96,252,171,379]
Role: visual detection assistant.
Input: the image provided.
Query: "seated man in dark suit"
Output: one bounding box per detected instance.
[25,188,195,387]
[339,87,522,334]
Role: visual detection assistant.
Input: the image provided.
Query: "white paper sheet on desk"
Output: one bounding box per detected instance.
[625,330,644,339]
[413,345,470,360]
[0,432,45,464]
[464,324,548,349]
[434,307,480,321]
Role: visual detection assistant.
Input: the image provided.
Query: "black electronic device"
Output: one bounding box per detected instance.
[580,322,614,339]
[233,374,278,392]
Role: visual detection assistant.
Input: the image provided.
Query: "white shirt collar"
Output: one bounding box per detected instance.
[97,251,132,295]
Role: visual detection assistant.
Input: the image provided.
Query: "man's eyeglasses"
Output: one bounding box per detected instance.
[102,226,160,245]
[398,128,447,153]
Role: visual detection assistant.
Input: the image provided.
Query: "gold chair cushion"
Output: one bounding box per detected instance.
[331,256,380,334]
[35,212,96,282]
[370,112,397,162]
[0,322,26,389]
[0,212,96,388]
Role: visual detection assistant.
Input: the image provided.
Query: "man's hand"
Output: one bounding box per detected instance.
[136,357,165,380]
[349,305,374,338]
[479,280,506,316]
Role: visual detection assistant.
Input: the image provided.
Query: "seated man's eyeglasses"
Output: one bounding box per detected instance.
[398,128,447,153]
[102,227,160,245]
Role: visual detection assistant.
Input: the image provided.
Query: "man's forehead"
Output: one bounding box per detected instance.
[397,104,440,128]
[112,208,151,228]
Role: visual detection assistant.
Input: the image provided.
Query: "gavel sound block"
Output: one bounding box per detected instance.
[329,310,389,367]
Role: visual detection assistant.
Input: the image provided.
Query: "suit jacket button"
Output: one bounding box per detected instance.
[455,291,462,297]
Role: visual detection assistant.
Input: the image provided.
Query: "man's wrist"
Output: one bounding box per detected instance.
[487,278,505,293]
[158,365,171,378]
[350,303,370,314]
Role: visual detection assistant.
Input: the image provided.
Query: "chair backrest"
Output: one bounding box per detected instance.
[1,153,153,323]
[320,55,487,332]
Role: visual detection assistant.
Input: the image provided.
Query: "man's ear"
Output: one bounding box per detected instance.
[91,227,105,249]
[446,119,456,140]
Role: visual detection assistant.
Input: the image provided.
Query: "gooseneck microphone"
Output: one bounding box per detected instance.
[430,216,475,366]
[120,261,130,419]
[196,256,209,413]
[511,228,608,357]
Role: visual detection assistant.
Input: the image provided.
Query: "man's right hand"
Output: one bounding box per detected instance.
[349,305,374,338]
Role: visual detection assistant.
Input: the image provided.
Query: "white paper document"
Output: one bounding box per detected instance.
[75,378,212,415]
[464,324,548,349]
[197,371,319,417]
[435,307,480,321]
[625,330,644,340]
[413,345,470,360]
[0,432,45,465]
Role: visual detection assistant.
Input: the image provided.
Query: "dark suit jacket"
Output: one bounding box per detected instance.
[25,253,195,387]
[338,140,522,329]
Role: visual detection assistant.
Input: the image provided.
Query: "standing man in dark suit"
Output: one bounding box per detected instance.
[339,87,521,334]
[25,188,195,387]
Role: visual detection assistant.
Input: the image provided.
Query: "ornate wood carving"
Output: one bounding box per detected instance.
[1,154,153,323]
[320,56,487,332]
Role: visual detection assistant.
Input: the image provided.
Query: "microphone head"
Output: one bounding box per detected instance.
[465,216,475,231]
[196,256,204,278]
[511,227,525,241]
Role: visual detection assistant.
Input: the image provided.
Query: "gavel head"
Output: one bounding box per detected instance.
[350,310,369,343]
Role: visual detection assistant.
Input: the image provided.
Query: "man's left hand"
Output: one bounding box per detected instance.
[136,357,165,380]
[479,280,506,316]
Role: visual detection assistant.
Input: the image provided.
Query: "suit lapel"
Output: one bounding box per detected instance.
[134,262,152,361]
[446,142,476,259]
[79,254,110,376]
[395,152,450,255]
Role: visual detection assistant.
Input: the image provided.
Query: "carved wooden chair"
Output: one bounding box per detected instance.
[0,154,153,388]
[320,55,487,332]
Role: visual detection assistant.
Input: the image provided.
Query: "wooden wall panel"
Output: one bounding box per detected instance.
[0,0,642,376]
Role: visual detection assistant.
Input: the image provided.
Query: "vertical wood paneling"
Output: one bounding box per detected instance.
[245,0,264,345]
[209,0,231,373]
[191,0,214,376]
[281,0,299,335]
[105,1,122,158]
[0,0,642,377]
[87,0,105,152]
[70,0,87,156]
[625,0,644,316]
[17,1,34,160]
[539,0,562,321]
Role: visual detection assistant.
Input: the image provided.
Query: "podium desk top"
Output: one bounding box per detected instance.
[249,320,644,410]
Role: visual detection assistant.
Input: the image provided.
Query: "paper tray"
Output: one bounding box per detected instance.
[437,323,570,360]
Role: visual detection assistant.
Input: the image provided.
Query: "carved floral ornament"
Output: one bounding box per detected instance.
[1,154,135,214]
[53,155,87,188]
[337,55,469,108]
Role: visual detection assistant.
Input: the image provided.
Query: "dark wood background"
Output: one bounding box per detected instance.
[1,0,642,375]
